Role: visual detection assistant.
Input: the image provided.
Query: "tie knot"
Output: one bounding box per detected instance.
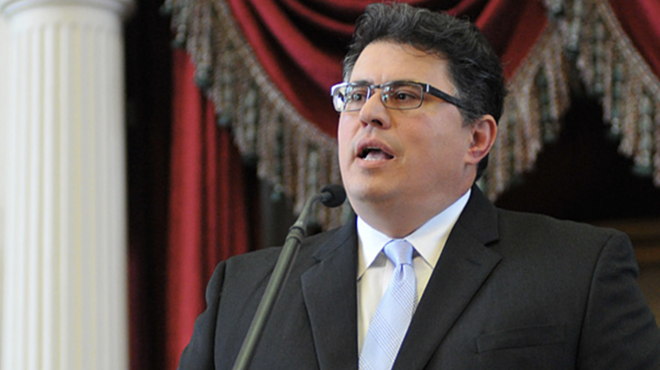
[383,239,414,266]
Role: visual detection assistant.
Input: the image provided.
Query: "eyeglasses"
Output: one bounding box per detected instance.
[330,80,468,113]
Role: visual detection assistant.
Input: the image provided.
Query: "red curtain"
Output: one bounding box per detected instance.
[166,49,252,370]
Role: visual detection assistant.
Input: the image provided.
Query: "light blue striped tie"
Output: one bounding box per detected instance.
[359,239,417,370]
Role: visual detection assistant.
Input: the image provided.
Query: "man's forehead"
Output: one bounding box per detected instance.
[349,44,452,88]
[353,42,448,69]
[358,41,448,62]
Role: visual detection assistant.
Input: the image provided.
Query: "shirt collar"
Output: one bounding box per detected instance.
[357,189,471,279]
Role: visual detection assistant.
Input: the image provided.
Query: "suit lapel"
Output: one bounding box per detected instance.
[301,220,360,370]
[394,186,502,370]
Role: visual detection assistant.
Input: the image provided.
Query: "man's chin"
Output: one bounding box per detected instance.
[345,182,397,207]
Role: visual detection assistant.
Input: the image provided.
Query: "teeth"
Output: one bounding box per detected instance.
[360,147,381,158]
[360,147,393,161]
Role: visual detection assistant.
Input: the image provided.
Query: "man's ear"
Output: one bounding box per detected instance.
[465,114,497,165]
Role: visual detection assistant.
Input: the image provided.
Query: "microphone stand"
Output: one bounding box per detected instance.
[231,190,337,370]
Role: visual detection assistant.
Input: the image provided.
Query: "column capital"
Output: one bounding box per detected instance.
[0,0,134,19]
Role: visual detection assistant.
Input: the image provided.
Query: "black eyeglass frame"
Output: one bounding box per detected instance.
[330,80,469,113]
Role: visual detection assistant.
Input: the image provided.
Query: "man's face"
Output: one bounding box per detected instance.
[338,41,478,225]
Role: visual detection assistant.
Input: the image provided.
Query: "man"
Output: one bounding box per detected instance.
[178,3,660,369]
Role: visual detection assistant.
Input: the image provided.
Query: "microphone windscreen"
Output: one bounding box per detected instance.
[320,184,346,208]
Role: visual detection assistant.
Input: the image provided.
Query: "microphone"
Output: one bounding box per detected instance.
[319,184,347,208]
[232,185,346,370]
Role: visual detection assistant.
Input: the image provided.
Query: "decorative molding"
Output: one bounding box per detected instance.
[571,0,660,186]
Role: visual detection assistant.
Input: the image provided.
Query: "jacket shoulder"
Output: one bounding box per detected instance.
[496,208,627,245]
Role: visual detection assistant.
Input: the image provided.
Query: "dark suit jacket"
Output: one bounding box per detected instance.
[178,186,660,370]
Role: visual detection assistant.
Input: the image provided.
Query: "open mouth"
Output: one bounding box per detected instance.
[358,146,394,161]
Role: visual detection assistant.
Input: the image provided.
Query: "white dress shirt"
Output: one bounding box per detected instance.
[356,189,471,353]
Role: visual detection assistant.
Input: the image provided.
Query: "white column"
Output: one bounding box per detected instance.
[0,0,133,369]
[0,12,8,365]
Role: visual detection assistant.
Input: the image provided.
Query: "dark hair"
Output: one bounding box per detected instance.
[343,3,507,179]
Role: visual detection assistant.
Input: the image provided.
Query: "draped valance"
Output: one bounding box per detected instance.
[164,0,660,228]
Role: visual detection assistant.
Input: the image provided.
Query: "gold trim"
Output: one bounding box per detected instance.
[573,0,660,185]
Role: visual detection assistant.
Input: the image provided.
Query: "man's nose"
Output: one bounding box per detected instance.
[358,89,391,129]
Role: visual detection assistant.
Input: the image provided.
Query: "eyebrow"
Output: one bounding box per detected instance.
[347,79,372,85]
